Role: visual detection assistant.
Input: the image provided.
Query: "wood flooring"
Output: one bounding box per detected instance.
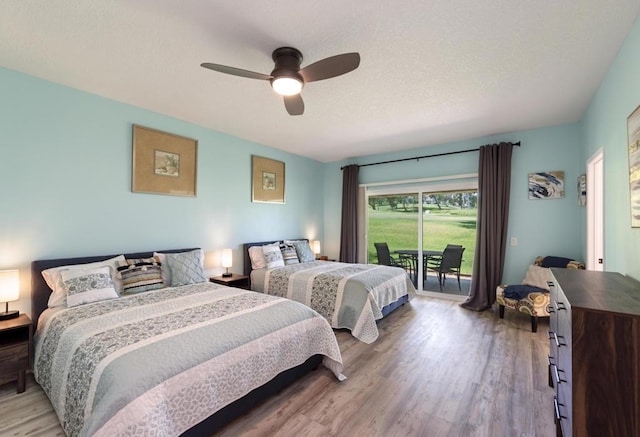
[0,295,555,436]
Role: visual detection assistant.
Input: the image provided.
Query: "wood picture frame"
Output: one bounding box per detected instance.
[132,125,197,197]
[252,155,285,203]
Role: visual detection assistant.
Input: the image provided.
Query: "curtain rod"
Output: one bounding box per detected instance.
[340,141,521,170]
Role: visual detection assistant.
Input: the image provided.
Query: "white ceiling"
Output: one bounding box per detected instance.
[1,1,638,162]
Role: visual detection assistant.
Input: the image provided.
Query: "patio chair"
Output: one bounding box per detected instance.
[424,244,465,292]
[374,242,403,267]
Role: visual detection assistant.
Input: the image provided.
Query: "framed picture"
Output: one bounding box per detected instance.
[577,174,587,206]
[252,155,285,203]
[528,171,564,199]
[132,125,197,197]
[628,104,640,227]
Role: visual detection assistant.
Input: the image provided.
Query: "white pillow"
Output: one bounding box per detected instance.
[61,266,119,308]
[262,243,285,269]
[42,255,125,307]
[521,265,550,291]
[248,246,267,270]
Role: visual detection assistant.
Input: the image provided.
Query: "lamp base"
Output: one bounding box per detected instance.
[222,272,233,278]
[0,310,19,321]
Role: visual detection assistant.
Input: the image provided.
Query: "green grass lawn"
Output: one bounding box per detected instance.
[368,206,476,275]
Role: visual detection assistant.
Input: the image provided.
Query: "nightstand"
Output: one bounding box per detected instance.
[0,314,32,393]
[210,274,250,290]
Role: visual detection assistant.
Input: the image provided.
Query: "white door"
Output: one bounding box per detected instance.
[587,150,604,271]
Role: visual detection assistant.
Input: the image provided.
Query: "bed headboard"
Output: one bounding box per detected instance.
[31,248,198,328]
[242,239,308,277]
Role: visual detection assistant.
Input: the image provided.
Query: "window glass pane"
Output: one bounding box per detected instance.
[367,194,419,264]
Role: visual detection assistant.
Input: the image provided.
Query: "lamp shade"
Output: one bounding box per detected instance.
[0,270,19,302]
[221,249,233,269]
[312,240,321,255]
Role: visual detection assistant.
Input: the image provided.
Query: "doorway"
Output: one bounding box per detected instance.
[586,150,604,271]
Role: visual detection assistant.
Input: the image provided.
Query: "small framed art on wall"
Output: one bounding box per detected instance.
[132,125,197,197]
[528,171,564,200]
[251,155,285,203]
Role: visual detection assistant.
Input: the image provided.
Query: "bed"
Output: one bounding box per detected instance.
[243,240,415,344]
[31,248,344,437]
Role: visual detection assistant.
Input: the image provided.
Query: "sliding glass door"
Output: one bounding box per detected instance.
[366,179,477,296]
[421,191,476,294]
[367,193,419,268]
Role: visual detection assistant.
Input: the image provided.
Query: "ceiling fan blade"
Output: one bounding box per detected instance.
[299,53,360,83]
[284,94,304,116]
[200,63,272,80]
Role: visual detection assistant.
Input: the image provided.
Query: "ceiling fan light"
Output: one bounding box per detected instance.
[271,77,303,96]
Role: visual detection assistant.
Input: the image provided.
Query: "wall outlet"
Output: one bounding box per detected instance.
[510,237,518,246]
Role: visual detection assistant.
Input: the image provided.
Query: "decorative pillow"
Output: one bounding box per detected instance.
[166,249,206,287]
[153,252,172,286]
[539,256,574,268]
[291,240,315,263]
[116,257,165,294]
[534,256,585,270]
[280,243,300,265]
[248,246,268,270]
[42,255,125,307]
[521,265,551,291]
[61,266,119,307]
[262,243,285,269]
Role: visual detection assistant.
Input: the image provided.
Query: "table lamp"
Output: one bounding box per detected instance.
[221,249,233,277]
[312,240,321,259]
[0,269,19,320]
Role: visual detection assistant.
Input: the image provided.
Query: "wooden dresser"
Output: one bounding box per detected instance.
[548,268,640,437]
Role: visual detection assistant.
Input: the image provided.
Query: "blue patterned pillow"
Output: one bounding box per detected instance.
[166,249,206,286]
[280,243,300,265]
[291,240,315,263]
[116,257,165,294]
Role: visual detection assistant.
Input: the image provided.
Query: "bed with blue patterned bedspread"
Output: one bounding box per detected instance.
[34,282,344,437]
[251,261,416,344]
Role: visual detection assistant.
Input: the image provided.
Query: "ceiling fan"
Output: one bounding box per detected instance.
[201,47,360,116]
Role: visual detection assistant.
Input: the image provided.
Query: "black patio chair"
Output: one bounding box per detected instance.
[374,242,416,285]
[374,242,402,267]
[424,244,465,292]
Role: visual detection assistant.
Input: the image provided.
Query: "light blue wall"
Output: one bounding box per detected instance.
[5,14,639,316]
[580,16,640,280]
[324,123,583,285]
[324,16,640,286]
[0,67,324,315]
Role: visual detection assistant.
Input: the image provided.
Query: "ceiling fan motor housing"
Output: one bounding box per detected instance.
[270,47,304,85]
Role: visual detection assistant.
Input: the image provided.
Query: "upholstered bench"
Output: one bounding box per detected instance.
[497,256,585,332]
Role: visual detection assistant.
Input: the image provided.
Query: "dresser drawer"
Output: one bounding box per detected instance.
[550,278,573,437]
